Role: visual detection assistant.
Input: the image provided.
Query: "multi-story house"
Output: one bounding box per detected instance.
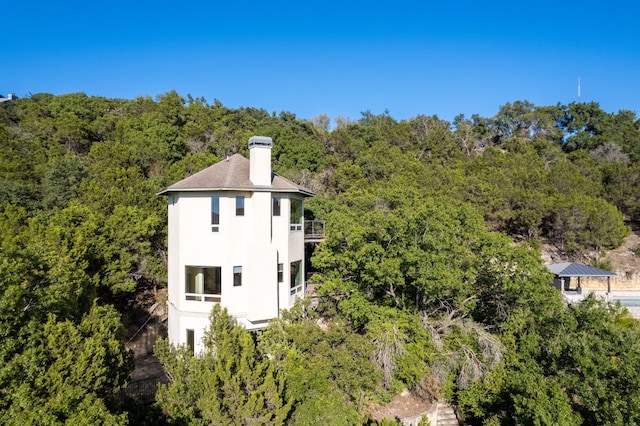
[158,136,314,353]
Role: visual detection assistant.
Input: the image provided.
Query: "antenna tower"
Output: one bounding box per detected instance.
[578,77,581,103]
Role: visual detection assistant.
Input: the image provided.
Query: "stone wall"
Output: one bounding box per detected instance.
[571,276,640,292]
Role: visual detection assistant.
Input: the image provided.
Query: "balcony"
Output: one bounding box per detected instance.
[304,220,325,243]
[185,293,221,302]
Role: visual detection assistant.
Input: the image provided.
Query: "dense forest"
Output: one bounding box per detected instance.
[1,91,640,425]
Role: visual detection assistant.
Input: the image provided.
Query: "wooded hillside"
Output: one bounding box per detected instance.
[1,92,640,424]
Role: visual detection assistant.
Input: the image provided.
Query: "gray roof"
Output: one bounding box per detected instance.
[157,153,314,196]
[546,262,617,277]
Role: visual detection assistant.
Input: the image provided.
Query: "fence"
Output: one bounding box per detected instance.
[121,375,168,403]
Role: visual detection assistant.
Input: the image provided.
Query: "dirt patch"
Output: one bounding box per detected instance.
[606,227,640,275]
[541,222,640,275]
[130,355,166,382]
[368,389,432,422]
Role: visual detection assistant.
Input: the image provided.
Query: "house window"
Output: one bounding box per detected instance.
[277,263,283,283]
[211,196,220,232]
[236,196,244,216]
[186,329,194,354]
[290,260,303,295]
[233,266,242,287]
[290,199,302,231]
[185,266,221,302]
[273,196,281,216]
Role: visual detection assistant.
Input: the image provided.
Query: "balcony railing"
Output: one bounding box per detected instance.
[304,220,326,242]
[290,282,305,295]
[185,293,221,302]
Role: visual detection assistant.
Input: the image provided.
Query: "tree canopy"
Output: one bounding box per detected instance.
[2,91,640,423]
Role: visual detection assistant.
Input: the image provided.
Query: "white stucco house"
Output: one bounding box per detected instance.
[158,136,314,353]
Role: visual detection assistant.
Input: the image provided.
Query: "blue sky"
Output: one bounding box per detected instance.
[3,1,639,124]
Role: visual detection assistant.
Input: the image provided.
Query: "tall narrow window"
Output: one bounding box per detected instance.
[277,263,283,283]
[235,196,244,216]
[290,260,303,294]
[273,196,281,216]
[185,266,221,302]
[290,199,302,231]
[211,196,220,232]
[233,266,242,287]
[186,329,194,354]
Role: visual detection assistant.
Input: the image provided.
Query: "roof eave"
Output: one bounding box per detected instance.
[157,186,315,197]
[555,272,617,277]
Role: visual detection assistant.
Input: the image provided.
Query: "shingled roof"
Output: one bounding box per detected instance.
[157,153,314,196]
[546,262,617,277]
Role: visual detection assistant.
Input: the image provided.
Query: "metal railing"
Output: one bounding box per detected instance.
[304,220,326,242]
[185,293,221,302]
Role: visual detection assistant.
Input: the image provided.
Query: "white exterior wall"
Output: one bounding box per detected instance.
[288,196,306,306]
[272,196,290,312]
[246,191,278,323]
[167,189,306,352]
[167,191,249,353]
[271,196,306,310]
[166,195,181,346]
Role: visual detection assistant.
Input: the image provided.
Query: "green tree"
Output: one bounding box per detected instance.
[601,162,640,221]
[0,305,132,425]
[259,306,382,425]
[544,193,629,253]
[459,296,640,425]
[542,296,640,424]
[42,153,88,209]
[156,305,292,425]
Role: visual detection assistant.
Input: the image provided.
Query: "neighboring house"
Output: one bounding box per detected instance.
[158,136,314,353]
[546,262,640,318]
[547,262,618,305]
[547,262,617,293]
[0,93,16,103]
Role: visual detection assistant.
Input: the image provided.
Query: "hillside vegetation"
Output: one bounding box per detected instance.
[1,92,640,424]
